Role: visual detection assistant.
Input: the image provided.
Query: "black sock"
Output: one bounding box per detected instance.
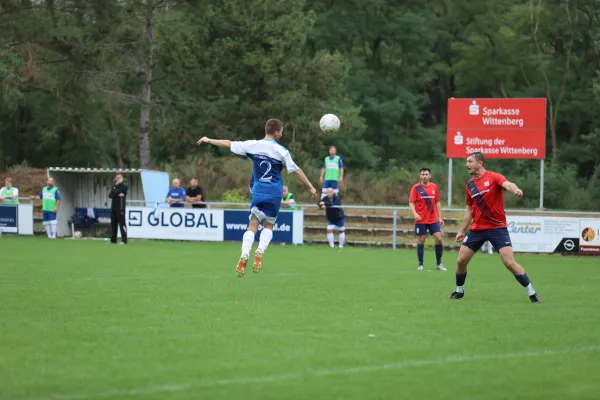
[435,244,443,265]
[514,273,531,287]
[456,272,467,287]
[417,244,424,265]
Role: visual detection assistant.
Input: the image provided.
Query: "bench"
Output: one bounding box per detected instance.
[69,208,112,227]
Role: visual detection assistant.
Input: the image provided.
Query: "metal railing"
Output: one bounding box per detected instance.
[123,199,600,214]
[18,196,600,215]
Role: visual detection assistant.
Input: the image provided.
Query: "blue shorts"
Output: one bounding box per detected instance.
[462,227,512,252]
[414,222,441,236]
[42,211,57,222]
[250,192,281,224]
[327,218,345,229]
[322,180,339,190]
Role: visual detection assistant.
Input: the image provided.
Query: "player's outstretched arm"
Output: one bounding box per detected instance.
[196,137,231,148]
[292,169,318,200]
[501,181,523,197]
[455,206,473,242]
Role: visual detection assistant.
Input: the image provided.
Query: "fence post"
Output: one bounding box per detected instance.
[448,158,453,206]
[392,208,398,250]
[539,159,545,209]
[301,206,305,245]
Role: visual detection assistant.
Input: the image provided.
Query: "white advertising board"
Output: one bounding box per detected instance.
[127,207,224,241]
[507,216,580,253]
[579,219,600,255]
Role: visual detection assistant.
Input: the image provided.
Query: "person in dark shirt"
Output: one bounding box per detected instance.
[108,173,128,245]
[186,177,206,208]
[318,187,345,249]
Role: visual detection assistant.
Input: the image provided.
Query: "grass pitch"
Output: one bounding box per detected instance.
[1,237,599,400]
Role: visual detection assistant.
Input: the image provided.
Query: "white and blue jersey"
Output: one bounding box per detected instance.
[231,139,299,224]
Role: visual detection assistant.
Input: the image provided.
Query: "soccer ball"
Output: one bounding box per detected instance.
[74,231,82,239]
[319,114,341,134]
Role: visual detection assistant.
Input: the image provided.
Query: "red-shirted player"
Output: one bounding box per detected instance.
[409,168,446,271]
[451,152,540,303]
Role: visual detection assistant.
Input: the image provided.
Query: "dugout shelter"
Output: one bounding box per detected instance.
[47,167,169,237]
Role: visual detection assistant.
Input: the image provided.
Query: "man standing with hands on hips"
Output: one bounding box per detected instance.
[109,173,128,245]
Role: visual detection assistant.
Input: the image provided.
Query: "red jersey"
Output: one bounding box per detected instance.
[465,171,508,231]
[409,182,440,224]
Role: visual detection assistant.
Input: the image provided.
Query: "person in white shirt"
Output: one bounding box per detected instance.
[0,178,19,204]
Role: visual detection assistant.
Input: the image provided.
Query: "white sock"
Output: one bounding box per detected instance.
[50,221,57,238]
[525,283,536,296]
[241,231,255,257]
[257,228,273,252]
[338,231,345,248]
[327,232,334,248]
[456,286,464,293]
[44,222,52,238]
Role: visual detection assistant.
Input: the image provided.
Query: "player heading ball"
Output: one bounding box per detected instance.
[197,119,317,277]
[451,152,541,303]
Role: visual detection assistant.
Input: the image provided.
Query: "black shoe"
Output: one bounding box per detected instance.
[450,291,464,300]
[529,293,541,303]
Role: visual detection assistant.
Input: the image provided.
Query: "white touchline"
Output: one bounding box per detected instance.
[42,345,600,400]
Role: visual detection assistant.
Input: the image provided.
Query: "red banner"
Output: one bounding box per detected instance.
[447,98,547,159]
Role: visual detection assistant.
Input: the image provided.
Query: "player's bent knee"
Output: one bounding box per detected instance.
[457,256,469,266]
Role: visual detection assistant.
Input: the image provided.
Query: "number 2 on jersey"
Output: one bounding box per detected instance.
[259,160,272,182]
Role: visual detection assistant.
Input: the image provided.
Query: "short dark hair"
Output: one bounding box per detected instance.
[468,152,485,163]
[420,168,431,174]
[191,177,198,181]
[265,119,283,135]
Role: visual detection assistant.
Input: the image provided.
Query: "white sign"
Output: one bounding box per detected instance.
[507,216,580,253]
[127,206,224,241]
[579,219,600,254]
[18,204,34,235]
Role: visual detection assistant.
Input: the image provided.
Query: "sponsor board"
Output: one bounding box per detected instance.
[0,205,18,234]
[579,219,600,254]
[224,210,294,243]
[447,98,547,159]
[507,216,580,253]
[127,206,224,241]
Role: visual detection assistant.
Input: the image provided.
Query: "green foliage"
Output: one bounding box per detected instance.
[1,0,599,210]
[221,189,247,203]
